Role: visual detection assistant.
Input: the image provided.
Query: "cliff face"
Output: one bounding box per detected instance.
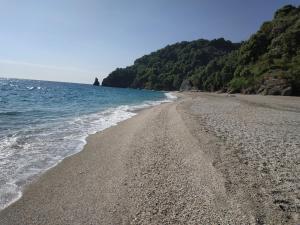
[102,5,300,95]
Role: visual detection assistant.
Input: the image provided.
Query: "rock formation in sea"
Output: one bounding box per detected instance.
[93,77,100,86]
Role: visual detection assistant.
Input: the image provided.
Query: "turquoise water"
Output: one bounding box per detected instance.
[0,78,174,209]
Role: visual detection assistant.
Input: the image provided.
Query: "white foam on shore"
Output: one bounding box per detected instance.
[164,92,177,100]
[0,92,177,210]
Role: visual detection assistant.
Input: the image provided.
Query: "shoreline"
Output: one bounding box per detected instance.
[0,92,177,211]
[0,92,299,224]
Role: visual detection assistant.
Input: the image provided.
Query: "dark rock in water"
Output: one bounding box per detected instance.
[93,77,100,86]
[180,79,192,91]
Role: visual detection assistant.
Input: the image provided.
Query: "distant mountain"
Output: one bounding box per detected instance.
[102,5,300,96]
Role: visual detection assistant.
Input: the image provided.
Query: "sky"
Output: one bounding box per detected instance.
[0,0,299,84]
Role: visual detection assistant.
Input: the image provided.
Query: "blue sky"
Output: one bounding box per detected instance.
[0,0,299,83]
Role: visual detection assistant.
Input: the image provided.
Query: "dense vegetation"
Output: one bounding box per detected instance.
[102,38,240,90]
[189,4,300,95]
[102,5,300,95]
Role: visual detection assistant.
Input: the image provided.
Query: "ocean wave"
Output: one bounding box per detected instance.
[0,109,48,117]
[0,183,22,211]
[164,92,177,100]
[25,86,42,90]
[0,111,22,116]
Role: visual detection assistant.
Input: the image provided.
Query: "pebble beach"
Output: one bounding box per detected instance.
[0,92,299,225]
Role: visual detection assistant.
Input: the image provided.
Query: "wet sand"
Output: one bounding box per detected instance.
[0,92,299,224]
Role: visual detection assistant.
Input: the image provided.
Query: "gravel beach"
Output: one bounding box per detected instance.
[0,92,299,225]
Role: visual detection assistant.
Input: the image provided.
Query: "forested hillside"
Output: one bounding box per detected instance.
[189,4,300,95]
[102,5,300,95]
[102,38,239,90]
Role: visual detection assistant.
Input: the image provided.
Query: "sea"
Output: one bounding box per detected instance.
[0,78,176,210]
